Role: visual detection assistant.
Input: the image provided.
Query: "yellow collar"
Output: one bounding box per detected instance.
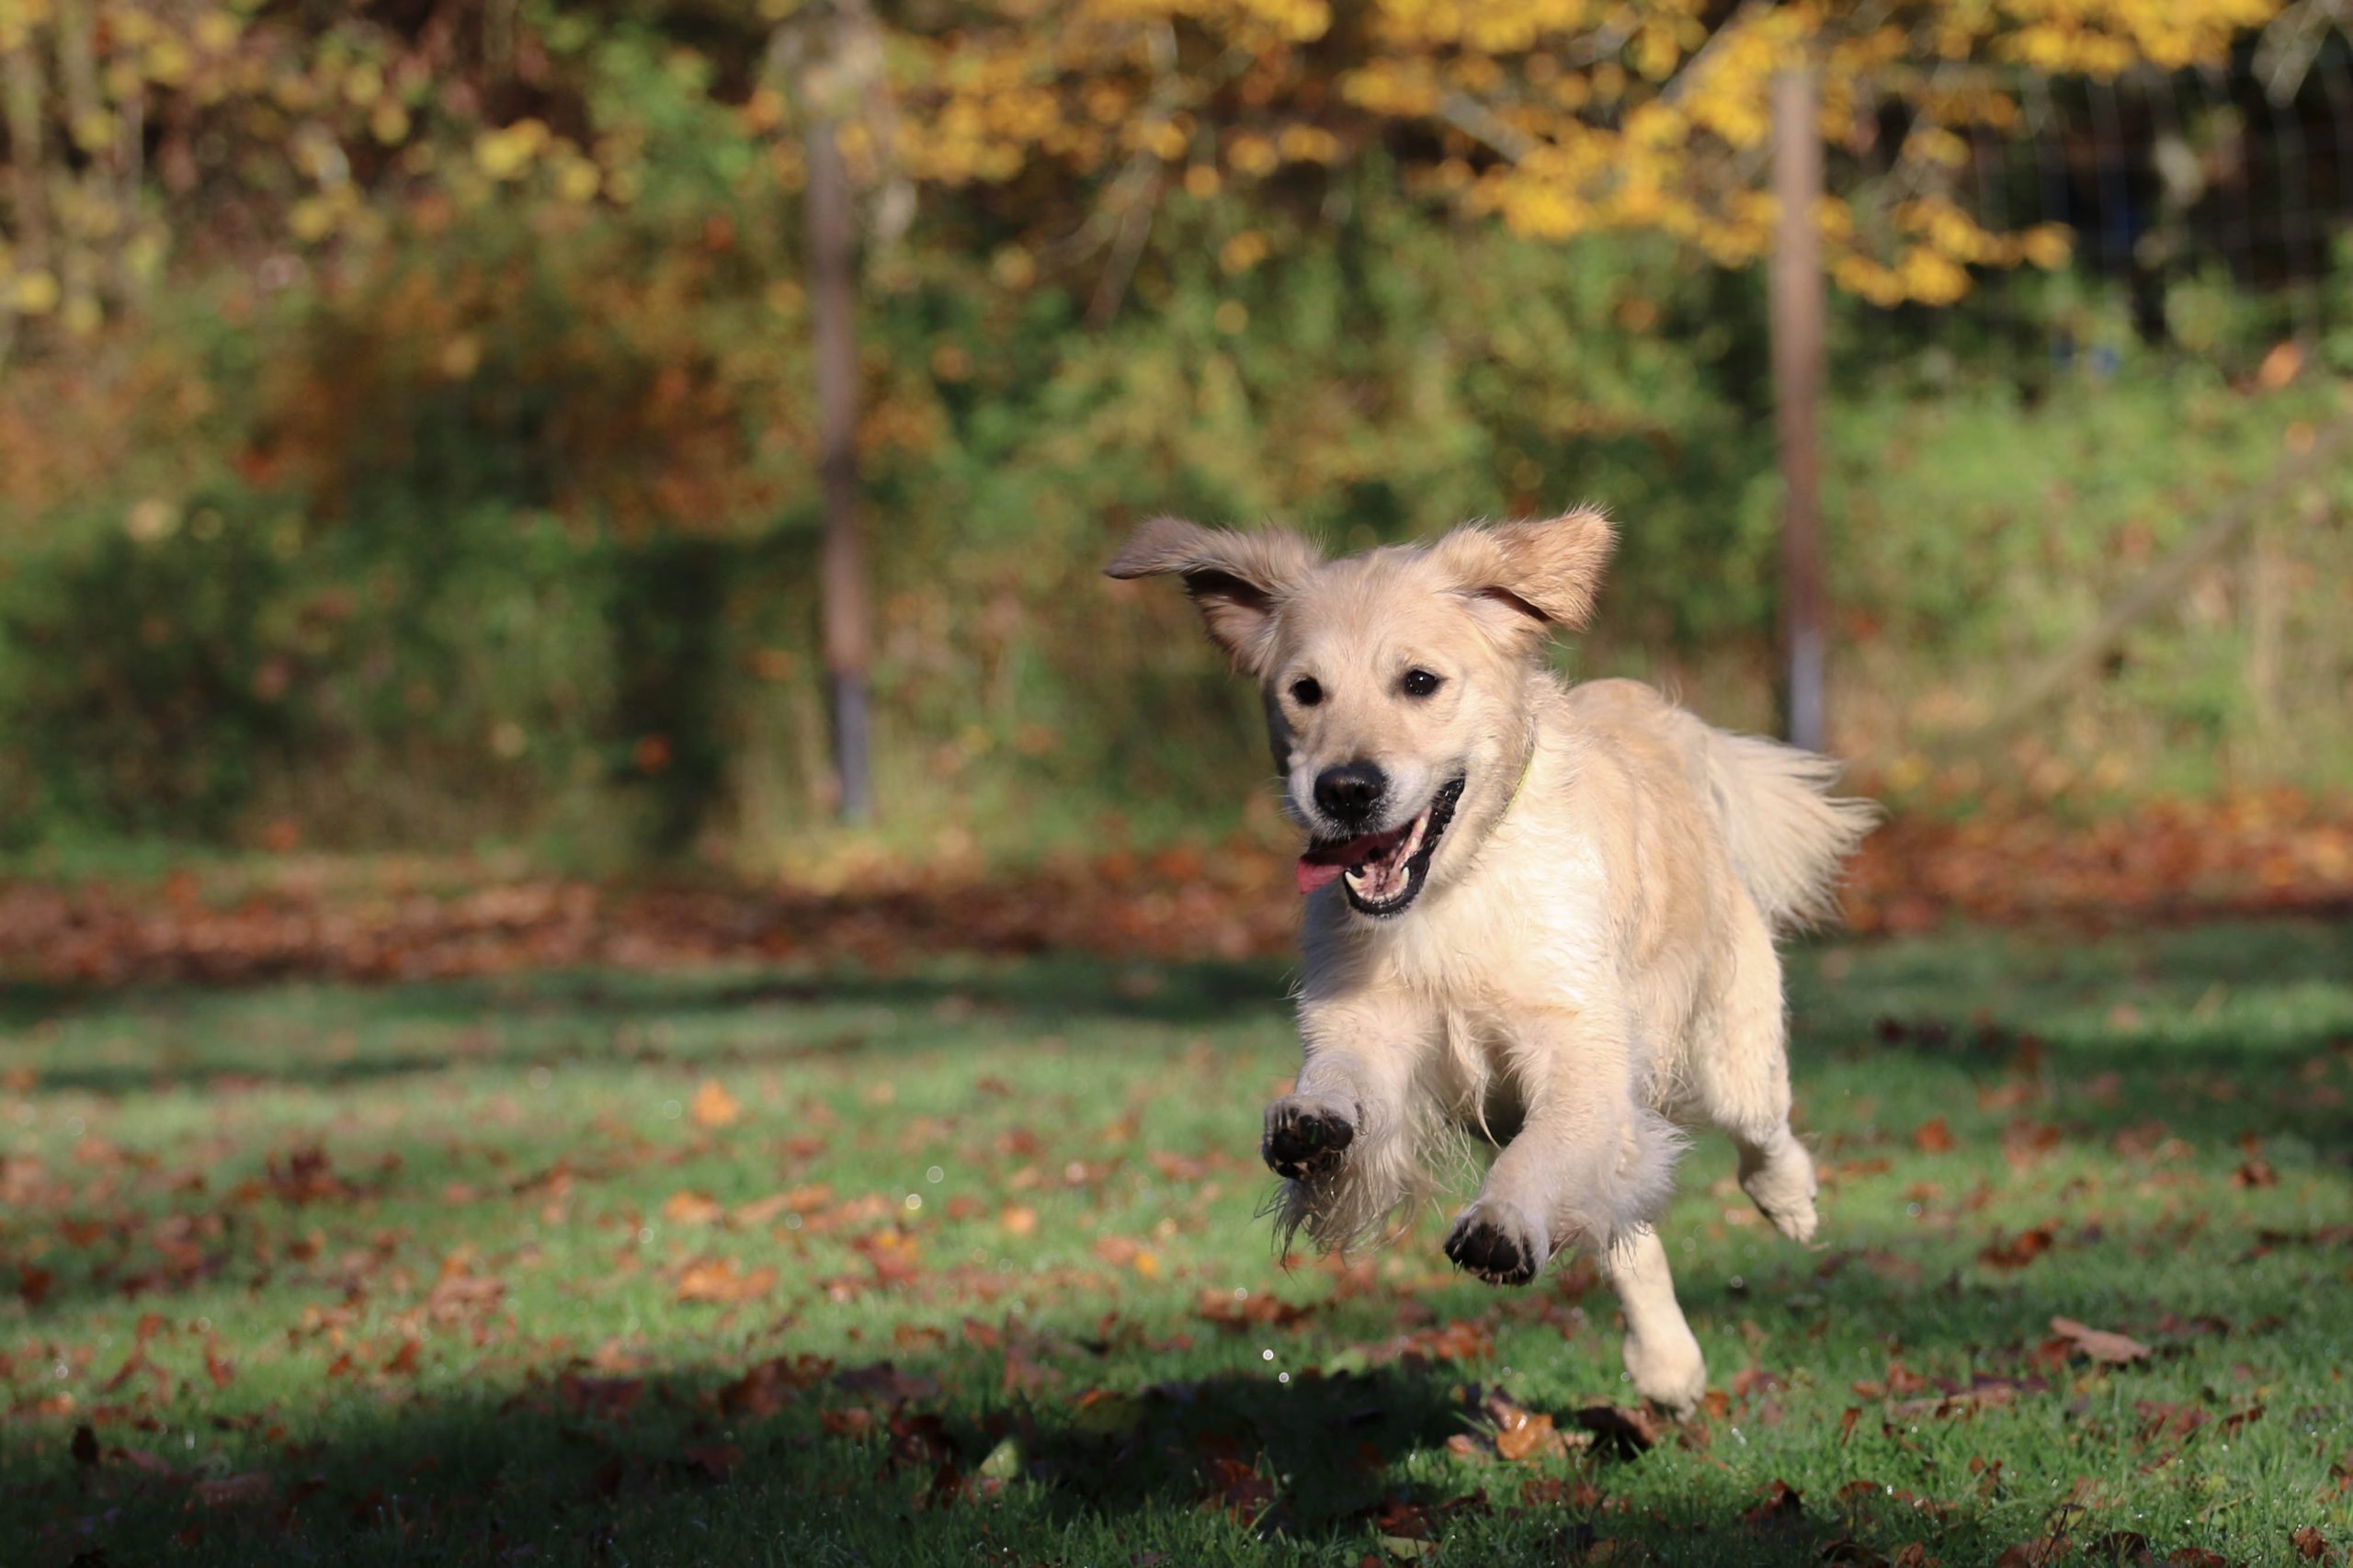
[1495,740,1539,824]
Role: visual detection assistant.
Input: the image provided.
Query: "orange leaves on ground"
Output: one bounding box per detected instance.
[1911,1118,1957,1153]
[688,1080,742,1129]
[717,1354,829,1421]
[733,1184,834,1226]
[1490,1403,1571,1462]
[2048,1316,2153,1366]
[999,1205,1039,1237]
[1199,1456,1277,1520]
[1196,1287,1313,1333]
[2232,1156,2279,1189]
[1090,1234,1161,1278]
[2290,1526,2339,1562]
[674,1256,777,1305]
[264,1145,357,1205]
[1978,1226,2056,1271]
[663,1189,724,1226]
[1740,1479,1806,1530]
[9,795,2347,986]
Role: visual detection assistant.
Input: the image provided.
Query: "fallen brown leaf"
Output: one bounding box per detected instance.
[1740,1478,1804,1529]
[821,1406,875,1437]
[2233,1157,2278,1189]
[1980,1227,2055,1270]
[1493,1406,1556,1462]
[676,1257,778,1305]
[1572,1404,1662,1459]
[2050,1316,2153,1366]
[733,1184,833,1226]
[664,1189,724,1225]
[689,1080,742,1130]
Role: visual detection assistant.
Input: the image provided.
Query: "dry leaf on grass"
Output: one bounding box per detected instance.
[676,1257,777,1304]
[1979,1227,2054,1270]
[2049,1316,2153,1365]
[689,1080,742,1129]
[1912,1118,1957,1153]
[1494,1407,1557,1461]
[663,1189,723,1225]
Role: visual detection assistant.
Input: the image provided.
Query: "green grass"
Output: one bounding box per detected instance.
[3,920,2350,1566]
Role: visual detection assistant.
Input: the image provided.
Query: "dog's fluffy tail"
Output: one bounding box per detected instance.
[1689,726,1879,934]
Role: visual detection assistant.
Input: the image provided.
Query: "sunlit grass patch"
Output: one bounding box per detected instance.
[2,922,2349,1565]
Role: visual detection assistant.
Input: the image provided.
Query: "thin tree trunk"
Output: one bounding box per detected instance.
[1771,65,1829,755]
[806,112,871,823]
[4,27,51,274]
[53,0,107,321]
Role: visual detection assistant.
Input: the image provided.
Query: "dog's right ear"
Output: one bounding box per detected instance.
[1104,517,1319,675]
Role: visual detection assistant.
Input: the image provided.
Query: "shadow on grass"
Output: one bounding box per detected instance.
[0,1317,2125,1568]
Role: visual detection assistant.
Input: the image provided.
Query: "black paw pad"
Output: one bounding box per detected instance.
[1445,1215,1538,1286]
[1264,1104,1355,1180]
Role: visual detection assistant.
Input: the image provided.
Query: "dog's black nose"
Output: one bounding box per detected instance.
[1313,762,1386,828]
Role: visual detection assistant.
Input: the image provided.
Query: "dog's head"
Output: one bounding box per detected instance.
[1106,509,1613,918]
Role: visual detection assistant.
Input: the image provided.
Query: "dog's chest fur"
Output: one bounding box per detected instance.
[1372,784,1616,1015]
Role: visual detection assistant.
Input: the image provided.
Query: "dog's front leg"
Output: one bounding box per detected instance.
[1264,992,1436,1253]
[1443,1004,1677,1284]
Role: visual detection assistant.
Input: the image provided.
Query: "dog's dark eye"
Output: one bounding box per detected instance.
[1402,668,1442,699]
[1290,677,1323,707]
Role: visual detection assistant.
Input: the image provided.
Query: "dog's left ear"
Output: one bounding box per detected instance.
[1104,516,1321,675]
[1435,506,1615,643]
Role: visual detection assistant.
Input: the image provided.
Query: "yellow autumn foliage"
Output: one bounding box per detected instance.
[0,0,2301,341]
[881,0,2288,303]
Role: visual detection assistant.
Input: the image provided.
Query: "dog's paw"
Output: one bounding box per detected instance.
[1738,1137,1820,1244]
[1443,1202,1545,1287]
[1262,1096,1357,1180]
[1622,1324,1709,1418]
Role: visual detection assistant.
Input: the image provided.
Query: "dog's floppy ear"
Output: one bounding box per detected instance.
[1434,506,1615,644]
[1104,516,1320,674]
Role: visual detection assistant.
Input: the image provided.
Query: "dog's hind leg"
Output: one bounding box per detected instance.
[1689,900,1818,1244]
[1600,1227,1707,1415]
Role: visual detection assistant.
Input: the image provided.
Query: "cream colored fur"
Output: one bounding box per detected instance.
[1106,507,1876,1413]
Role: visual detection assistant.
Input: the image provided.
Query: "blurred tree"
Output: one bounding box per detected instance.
[0,1,2299,358]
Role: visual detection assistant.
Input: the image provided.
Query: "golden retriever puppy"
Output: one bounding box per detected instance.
[1107,508,1874,1413]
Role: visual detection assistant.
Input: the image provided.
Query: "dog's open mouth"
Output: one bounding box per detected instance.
[1295,776,1467,915]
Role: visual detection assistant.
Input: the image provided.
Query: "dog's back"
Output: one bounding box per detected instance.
[1564,678,1877,935]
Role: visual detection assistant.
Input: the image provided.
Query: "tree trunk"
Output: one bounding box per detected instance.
[1770,65,1828,755]
[806,113,872,823]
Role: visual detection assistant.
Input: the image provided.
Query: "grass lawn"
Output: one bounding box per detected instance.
[3,918,2350,1566]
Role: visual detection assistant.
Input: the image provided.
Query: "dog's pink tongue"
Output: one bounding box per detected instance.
[1295,858,1346,895]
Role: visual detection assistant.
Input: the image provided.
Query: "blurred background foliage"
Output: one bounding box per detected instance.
[1,1,2350,874]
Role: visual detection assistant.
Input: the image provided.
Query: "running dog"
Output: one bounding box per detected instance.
[1106,507,1874,1413]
